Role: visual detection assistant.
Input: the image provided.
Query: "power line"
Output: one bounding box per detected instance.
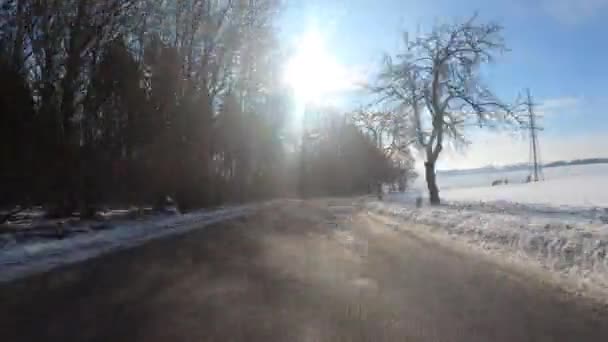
[526,89,544,182]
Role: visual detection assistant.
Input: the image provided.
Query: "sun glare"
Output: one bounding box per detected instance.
[284,30,357,104]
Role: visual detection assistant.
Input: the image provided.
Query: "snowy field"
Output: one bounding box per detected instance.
[375,163,608,297]
[0,205,259,283]
[439,164,608,208]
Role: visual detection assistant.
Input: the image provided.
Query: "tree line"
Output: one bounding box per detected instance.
[0,0,407,217]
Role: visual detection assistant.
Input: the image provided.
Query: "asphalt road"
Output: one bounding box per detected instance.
[2,199,608,341]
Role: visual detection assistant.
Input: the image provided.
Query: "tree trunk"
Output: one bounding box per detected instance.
[12,0,25,71]
[424,161,440,205]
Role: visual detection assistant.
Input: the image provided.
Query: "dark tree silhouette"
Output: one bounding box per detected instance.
[0,0,404,217]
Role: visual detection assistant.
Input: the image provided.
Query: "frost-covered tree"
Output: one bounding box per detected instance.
[374,15,515,204]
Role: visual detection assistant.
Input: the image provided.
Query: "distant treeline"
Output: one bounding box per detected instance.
[544,158,608,168]
[439,158,608,176]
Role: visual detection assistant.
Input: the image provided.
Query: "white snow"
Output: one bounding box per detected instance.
[0,205,258,283]
[368,197,608,295]
[441,164,608,208]
[371,164,608,296]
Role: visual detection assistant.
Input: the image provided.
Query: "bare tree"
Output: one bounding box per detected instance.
[374,14,515,204]
[352,107,418,194]
[353,109,389,152]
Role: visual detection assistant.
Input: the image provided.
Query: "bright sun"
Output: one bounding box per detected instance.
[284,30,356,104]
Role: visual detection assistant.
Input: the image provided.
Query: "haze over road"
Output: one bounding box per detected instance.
[2,199,608,341]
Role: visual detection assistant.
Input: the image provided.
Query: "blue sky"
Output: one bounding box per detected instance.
[277,0,608,168]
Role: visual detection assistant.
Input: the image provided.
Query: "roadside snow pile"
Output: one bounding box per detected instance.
[367,197,608,292]
[0,205,256,283]
[376,164,608,294]
[0,206,182,249]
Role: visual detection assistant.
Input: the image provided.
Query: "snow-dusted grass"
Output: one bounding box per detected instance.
[379,164,608,296]
[0,205,257,283]
[369,187,608,297]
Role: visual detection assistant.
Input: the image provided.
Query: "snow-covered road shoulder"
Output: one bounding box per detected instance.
[367,197,608,297]
[0,205,258,283]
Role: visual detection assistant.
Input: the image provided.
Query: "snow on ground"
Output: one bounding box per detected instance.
[371,164,608,296]
[437,163,608,225]
[368,196,608,295]
[441,164,608,208]
[0,205,258,283]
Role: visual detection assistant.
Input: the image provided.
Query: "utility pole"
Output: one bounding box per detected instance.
[526,89,543,182]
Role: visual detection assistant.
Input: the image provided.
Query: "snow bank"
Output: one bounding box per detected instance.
[374,165,608,294]
[0,205,257,283]
[367,196,608,294]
